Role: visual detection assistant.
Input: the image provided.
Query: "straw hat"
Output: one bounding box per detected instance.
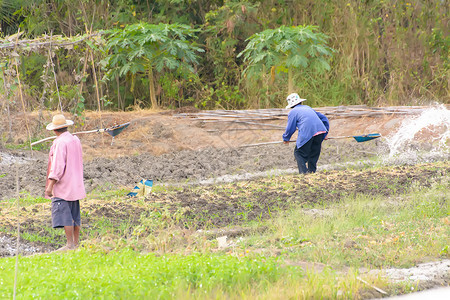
[285,93,306,109]
[46,114,74,131]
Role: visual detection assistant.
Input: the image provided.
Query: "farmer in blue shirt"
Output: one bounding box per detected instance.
[283,93,329,174]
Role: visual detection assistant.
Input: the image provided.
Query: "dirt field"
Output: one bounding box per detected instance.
[0,162,448,252]
[1,105,448,200]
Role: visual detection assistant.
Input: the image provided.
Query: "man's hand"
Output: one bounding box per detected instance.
[283,140,290,144]
[45,179,56,198]
[45,187,53,198]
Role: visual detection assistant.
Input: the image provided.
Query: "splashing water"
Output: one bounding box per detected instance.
[383,104,450,164]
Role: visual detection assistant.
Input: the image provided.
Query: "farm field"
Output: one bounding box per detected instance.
[0,106,449,299]
[0,1,448,297]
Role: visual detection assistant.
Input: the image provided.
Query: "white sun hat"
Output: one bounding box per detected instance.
[285,93,306,109]
[46,114,74,131]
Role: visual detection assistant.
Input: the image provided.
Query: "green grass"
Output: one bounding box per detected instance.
[0,248,388,299]
[20,230,62,244]
[87,186,129,198]
[2,193,48,207]
[263,184,449,269]
[0,250,298,299]
[2,137,50,151]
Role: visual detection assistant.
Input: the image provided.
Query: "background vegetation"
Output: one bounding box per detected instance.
[0,0,448,113]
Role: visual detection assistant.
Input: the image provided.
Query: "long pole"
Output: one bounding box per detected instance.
[13,163,20,300]
[1,67,13,143]
[30,122,131,146]
[48,31,63,112]
[30,129,103,146]
[80,2,104,141]
[240,140,295,148]
[13,29,33,153]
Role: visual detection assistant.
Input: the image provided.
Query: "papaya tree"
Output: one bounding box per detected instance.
[238,25,334,95]
[102,22,204,108]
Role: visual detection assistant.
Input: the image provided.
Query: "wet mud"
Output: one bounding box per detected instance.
[0,138,384,201]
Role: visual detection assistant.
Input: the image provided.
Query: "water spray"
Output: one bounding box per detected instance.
[384,104,450,163]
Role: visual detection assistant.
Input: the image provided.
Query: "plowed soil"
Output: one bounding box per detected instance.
[0,106,448,246]
[2,106,448,201]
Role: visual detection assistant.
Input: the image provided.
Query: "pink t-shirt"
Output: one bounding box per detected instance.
[46,131,86,201]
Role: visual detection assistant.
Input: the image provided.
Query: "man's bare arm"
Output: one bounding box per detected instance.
[45,179,57,198]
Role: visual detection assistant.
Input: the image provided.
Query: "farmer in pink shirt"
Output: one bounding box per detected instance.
[45,114,86,252]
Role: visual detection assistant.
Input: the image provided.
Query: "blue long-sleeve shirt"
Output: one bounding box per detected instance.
[316,111,330,137]
[282,105,329,148]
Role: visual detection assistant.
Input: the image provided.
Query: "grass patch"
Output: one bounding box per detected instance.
[20,230,62,244]
[0,250,286,299]
[3,139,49,151]
[0,248,387,299]
[1,193,48,207]
[265,183,449,269]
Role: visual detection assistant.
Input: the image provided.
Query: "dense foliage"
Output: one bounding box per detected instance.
[0,0,448,112]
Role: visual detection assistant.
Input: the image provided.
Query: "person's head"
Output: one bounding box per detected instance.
[46,114,74,133]
[285,93,306,109]
[54,127,68,134]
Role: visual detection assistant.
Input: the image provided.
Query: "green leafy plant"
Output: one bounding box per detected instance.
[238,25,335,94]
[102,22,204,109]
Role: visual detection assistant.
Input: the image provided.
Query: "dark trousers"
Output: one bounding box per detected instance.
[294,134,325,174]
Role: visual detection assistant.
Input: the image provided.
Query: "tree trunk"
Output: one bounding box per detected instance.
[77,49,89,112]
[148,67,158,109]
[116,75,123,111]
[288,68,294,94]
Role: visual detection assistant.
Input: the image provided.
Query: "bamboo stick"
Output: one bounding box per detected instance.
[0,32,101,50]
[201,120,285,128]
[80,2,104,141]
[1,67,13,142]
[13,30,33,153]
[13,163,20,300]
[48,32,63,112]
[207,128,281,132]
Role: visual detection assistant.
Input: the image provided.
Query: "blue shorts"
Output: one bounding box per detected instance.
[51,198,81,228]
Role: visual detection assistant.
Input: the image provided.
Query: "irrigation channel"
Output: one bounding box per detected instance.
[0,104,449,296]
